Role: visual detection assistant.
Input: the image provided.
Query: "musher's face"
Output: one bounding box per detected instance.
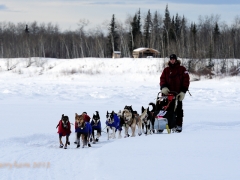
[170,58,176,64]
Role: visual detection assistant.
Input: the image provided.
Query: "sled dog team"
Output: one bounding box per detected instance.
[56,54,190,149]
[56,103,164,149]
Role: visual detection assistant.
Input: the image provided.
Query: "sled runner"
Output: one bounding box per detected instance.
[154,91,178,133]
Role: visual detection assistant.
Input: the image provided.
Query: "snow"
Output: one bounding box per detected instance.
[0,57,240,180]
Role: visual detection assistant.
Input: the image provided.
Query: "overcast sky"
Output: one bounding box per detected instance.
[1,0,240,32]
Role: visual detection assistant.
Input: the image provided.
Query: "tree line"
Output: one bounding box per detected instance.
[0,5,240,62]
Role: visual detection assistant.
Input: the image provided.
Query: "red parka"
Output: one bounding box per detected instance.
[160,60,190,93]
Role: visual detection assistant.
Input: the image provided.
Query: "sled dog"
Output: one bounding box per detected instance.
[56,114,71,149]
[90,111,101,144]
[106,111,122,140]
[122,105,142,136]
[140,102,156,134]
[75,113,92,148]
[122,109,138,137]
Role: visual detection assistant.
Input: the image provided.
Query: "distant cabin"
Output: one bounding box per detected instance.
[112,51,121,58]
[133,48,160,58]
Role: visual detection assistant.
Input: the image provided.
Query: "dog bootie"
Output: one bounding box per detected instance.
[67,141,70,145]
[59,144,64,148]
[76,144,80,148]
[64,145,67,149]
[95,138,99,142]
[88,143,91,147]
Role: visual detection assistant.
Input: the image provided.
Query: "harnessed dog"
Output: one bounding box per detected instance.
[140,106,151,135]
[148,102,156,133]
[56,114,71,149]
[90,111,101,144]
[122,109,138,137]
[75,113,92,148]
[106,111,122,140]
[122,105,142,136]
[140,102,156,135]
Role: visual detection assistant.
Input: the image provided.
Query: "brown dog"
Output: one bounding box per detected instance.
[75,113,91,148]
[123,109,137,137]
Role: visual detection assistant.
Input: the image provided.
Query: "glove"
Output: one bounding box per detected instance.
[177,92,185,101]
[161,87,170,95]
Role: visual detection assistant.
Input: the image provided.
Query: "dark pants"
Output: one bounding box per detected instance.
[176,101,184,127]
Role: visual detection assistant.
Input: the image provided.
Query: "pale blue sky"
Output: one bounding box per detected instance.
[1,0,240,31]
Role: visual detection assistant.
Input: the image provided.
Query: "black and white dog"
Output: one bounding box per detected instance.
[106,111,122,140]
[90,111,101,144]
[141,102,156,135]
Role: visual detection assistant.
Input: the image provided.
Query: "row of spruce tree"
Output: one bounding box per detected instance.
[0,5,240,62]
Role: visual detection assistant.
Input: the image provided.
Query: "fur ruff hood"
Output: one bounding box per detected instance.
[166,59,181,67]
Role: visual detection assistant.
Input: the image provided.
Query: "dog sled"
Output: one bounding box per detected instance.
[154,91,178,134]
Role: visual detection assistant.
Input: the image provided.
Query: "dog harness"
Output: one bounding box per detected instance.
[91,120,101,130]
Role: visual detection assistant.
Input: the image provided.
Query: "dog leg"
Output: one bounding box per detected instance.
[151,118,155,134]
[92,131,96,144]
[93,131,100,143]
[118,130,122,139]
[146,121,152,135]
[59,136,63,145]
[76,133,80,148]
[82,135,86,148]
[107,126,110,140]
[87,133,91,147]
[112,127,116,139]
[96,131,101,141]
[64,136,69,149]
[135,116,142,136]
[59,136,64,148]
[138,119,142,136]
[131,124,136,137]
[90,131,93,143]
[74,132,78,144]
[147,125,151,135]
[124,125,129,138]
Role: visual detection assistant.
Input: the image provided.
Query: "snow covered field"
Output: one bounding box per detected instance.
[0,57,240,180]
